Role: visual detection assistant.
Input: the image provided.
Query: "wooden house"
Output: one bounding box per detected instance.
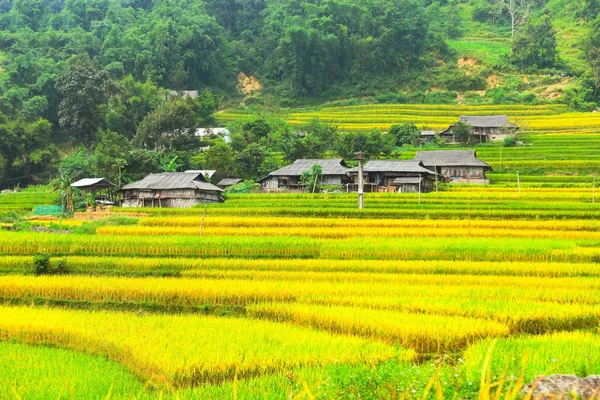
[217,178,242,189]
[121,172,223,208]
[414,150,492,184]
[261,159,350,190]
[440,115,518,143]
[347,160,437,193]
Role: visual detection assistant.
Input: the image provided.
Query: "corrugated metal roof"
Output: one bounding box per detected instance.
[269,159,349,177]
[414,150,492,169]
[392,177,423,184]
[348,160,436,175]
[420,130,436,136]
[122,173,223,192]
[459,115,518,128]
[71,178,116,188]
[218,178,242,186]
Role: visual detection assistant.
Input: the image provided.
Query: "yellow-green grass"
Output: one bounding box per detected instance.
[463,332,600,383]
[0,305,401,388]
[0,341,148,400]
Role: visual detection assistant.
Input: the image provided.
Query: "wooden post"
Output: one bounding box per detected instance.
[594,174,597,204]
[517,171,521,195]
[418,177,421,205]
[356,152,365,210]
[199,204,207,236]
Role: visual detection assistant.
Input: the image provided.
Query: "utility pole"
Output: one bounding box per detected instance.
[594,174,597,204]
[356,151,365,210]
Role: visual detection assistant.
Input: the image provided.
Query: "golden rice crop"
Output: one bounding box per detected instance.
[139,216,600,232]
[4,255,600,278]
[2,274,599,334]
[97,224,600,240]
[247,303,509,353]
[0,305,402,388]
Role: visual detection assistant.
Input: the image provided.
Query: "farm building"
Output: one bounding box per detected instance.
[261,159,350,190]
[414,150,492,184]
[217,178,242,189]
[420,130,436,143]
[347,160,437,193]
[121,172,223,208]
[70,178,116,204]
[440,115,518,143]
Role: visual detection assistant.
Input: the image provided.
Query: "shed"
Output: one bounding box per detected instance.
[121,172,223,208]
[261,159,350,190]
[347,160,437,193]
[71,178,116,190]
[70,178,117,204]
[420,130,436,143]
[414,150,492,183]
[217,178,242,189]
[440,115,518,143]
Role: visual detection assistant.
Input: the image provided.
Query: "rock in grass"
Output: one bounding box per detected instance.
[521,375,600,399]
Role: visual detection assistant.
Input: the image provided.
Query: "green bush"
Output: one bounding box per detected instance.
[32,254,69,276]
[32,254,52,276]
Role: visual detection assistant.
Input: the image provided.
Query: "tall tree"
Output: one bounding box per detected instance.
[491,0,533,43]
[511,16,557,69]
[56,54,117,146]
[133,96,201,152]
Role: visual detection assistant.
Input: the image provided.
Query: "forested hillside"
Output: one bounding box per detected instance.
[1,0,600,187]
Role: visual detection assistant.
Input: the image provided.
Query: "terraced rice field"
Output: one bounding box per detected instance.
[218,104,600,132]
[2,188,600,398]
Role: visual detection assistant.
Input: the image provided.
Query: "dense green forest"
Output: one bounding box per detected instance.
[1,0,600,188]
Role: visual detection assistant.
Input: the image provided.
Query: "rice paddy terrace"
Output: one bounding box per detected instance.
[1,185,600,398]
[220,103,600,187]
[2,103,600,398]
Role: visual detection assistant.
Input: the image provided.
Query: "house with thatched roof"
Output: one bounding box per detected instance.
[261,159,350,190]
[440,115,518,143]
[347,160,438,193]
[121,172,223,208]
[414,150,492,184]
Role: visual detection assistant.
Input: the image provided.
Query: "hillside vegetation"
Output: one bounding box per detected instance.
[1,0,600,188]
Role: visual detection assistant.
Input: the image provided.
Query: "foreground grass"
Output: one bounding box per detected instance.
[0,341,147,399]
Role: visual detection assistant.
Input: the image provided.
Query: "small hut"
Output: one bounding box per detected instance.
[70,178,116,204]
[121,172,223,208]
[217,178,242,189]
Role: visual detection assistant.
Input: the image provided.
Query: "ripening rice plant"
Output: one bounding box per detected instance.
[247,303,510,353]
[0,305,404,388]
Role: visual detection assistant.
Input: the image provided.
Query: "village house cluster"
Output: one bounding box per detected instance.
[71,115,511,208]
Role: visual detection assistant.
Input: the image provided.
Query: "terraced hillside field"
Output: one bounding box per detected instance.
[2,188,600,398]
[218,104,600,132]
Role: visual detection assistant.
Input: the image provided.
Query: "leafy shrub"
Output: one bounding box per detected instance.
[32,254,69,276]
[224,180,261,194]
[375,93,408,104]
[503,136,517,147]
[32,254,52,275]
